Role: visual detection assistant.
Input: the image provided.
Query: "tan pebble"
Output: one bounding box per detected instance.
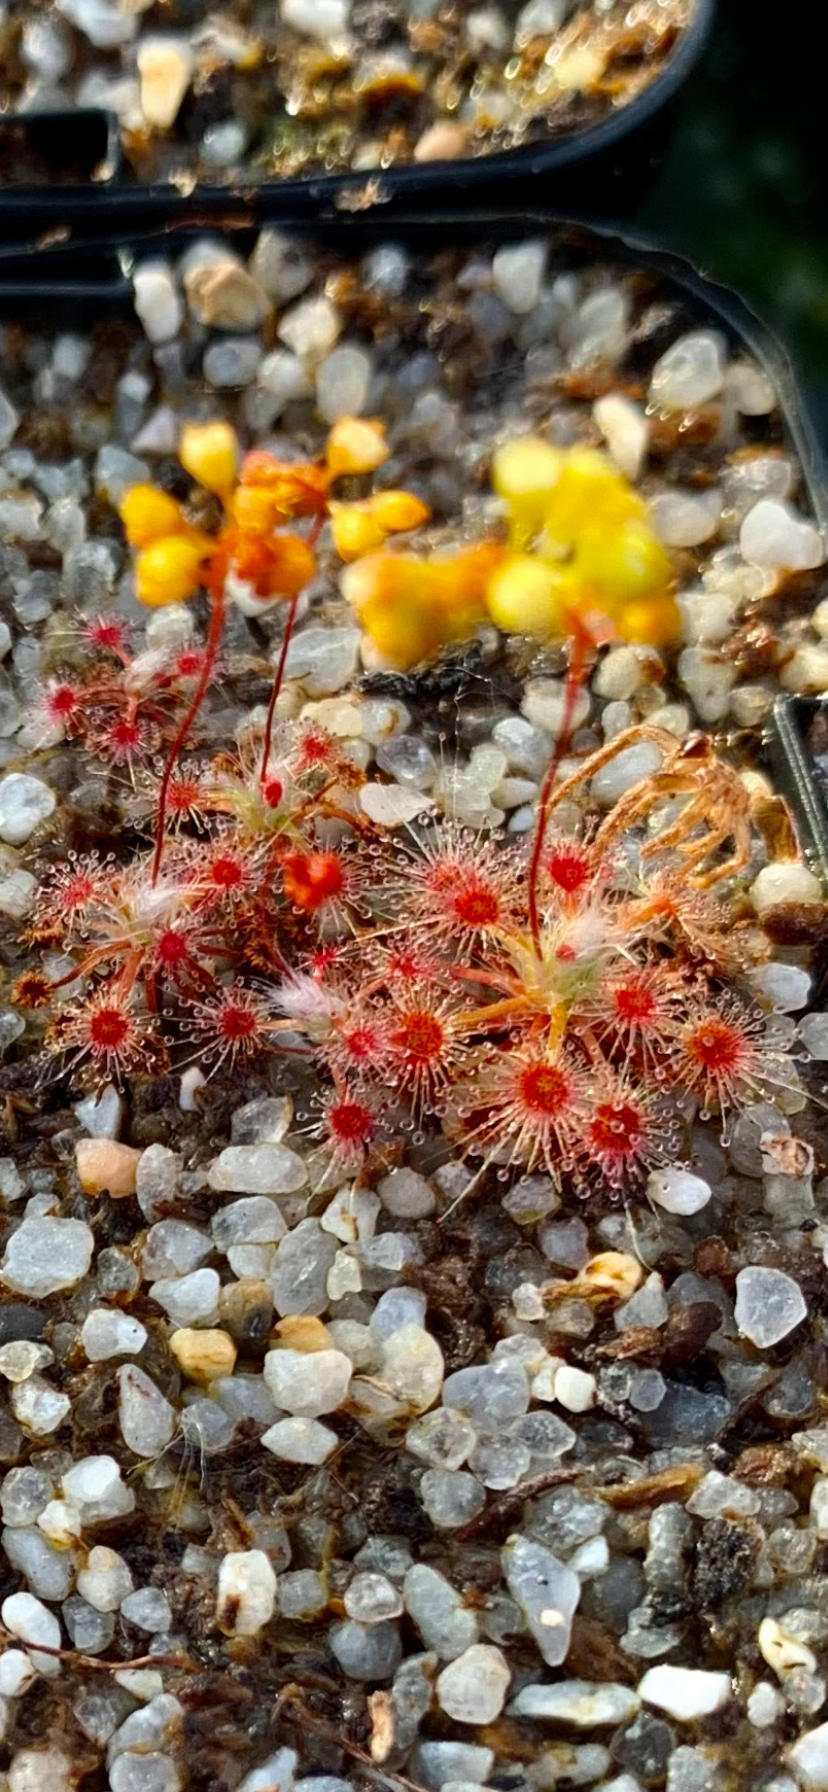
[413,123,469,162]
[137,38,194,130]
[76,1139,141,1199]
[574,1251,644,1301]
[273,1316,333,1353]
[170,1328,238,1381]
[184,260,269,330]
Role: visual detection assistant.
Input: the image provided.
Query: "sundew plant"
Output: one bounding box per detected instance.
[11,417,811,1201]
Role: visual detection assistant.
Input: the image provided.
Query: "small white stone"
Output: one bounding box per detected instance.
[77,1545,133,1612]
[82,1308,148,1361]
[436,1645,511,1723]
[74,1084,125,1140]
[747,1680,785,1728]
[264,1347,352,1418]
[261,1417,338,1464]
[752,963,811,1011]
[236,1750,298,1792]
[491,241,547,315]
[553,1365,596,1412]
[320,1186,379,1243]
[677,647,736,723]
[638,1664,731,1720]
[118,1365,176,1458]
[759,1616,817,1680]
[316,346,372,422]
[591,742,663,806]
[0,774,56,847]
[133,264,183,346]
[11,1378,71,1435]
[647,1168,712,1216]
[217,1550,277,1636]
[360,784,434,827]
[62,1455,134,1523]
[649,331,726,410]
[740,499,824,571]
[1,1590,62,1676]
[735,1266,807,1348]
[0,1648,37,1697]
[750,862,823,913]
[510,1680,640,1726]
[280,0,349,36]
[207,1144,307,1195]
[800,1013,828,1059]
[379,1325,444,1414]
[593,393,649,481]
[594,645,655,702]
[649,489,721,548]
[137,36,194,126]
[787,1720,828,1789]
[1,1215,93,1296]
[258,349,313,417]
[0,869,36,921]
[780,643,828,694]
[151,1267,221,1327]
[0,1339,53,1381]
[0,383,19,451]
[522,679,590,737]
[726,360,777,416]
[278,295,342,362]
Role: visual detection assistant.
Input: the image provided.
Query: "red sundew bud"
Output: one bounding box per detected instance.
[155,928,190,971]
[544,840,596,898]
[390,1008,446,1064]
[282,851,346,914]
[326,1095,376,1149]
[84,614,130,655]
[452,880,501,929]
[613,979,660,1025]
[262,776,284,809]
[554,944,576,961]
[45,681,81,723]
[172,648,207,681]
[88,1005,131,1053]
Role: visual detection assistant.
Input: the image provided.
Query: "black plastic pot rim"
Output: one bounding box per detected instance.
[0,0,714,230]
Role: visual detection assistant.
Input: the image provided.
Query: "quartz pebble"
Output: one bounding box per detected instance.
[750,862,823,913]
[76,1138,141,1198]
[208,1145,307,1194]
[647,1168,712,1215]
[118,1366,176,1458]
[735,1266,807,1347]
[1,1216,94,1296]
[329,1618,402,1681]
[649,332,725,410]
[261,1418,338,1464]
[77,1546,133,1612]
[503,1535,580,1666]
[638,1666,731,1721]
[0,774,56,846]
[511,1680,640,1725]
[133,265,182,343]
[492,241,546,315]
[740,500,824,571]
[264,1347,352,1417]
[436,1645,511,1723]
[217,1550,277,1636]
[403,1564,479,1659]
[593,393,649,480]
[788,1721,828,1789]
[591,742,663,806]
[1,1590,62,1676]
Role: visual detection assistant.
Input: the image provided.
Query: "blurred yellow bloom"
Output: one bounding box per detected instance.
[179,421,238,497]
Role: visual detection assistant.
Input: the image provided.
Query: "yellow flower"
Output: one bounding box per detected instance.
[134,535,210,609]
[119,484,187,549]
[326,418,390,479]
[178,421,238,496]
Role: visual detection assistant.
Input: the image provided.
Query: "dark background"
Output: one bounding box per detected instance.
[629,0,827,428]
